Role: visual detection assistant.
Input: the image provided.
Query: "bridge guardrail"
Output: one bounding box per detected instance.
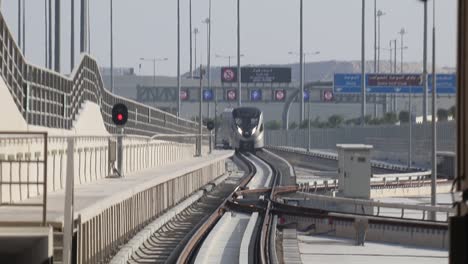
[267,145,422,172]
[286,192,455,222]
[0,12,201,136]
[0,131,48,225]
[0,133,213,204]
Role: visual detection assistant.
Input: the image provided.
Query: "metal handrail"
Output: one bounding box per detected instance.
[0,11,201,137]
[373,171,432,178]
[0,131,48,226]
[296,192,453,213]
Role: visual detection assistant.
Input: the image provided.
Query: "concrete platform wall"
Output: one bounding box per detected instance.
[77,159,227,264]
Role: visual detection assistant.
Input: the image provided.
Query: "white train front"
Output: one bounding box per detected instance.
[230,107,265,152]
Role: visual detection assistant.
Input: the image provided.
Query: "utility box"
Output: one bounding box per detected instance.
[336,144,373,199]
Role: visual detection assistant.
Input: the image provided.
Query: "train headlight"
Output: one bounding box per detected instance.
[237,126,243,135]
[251,126,257,135]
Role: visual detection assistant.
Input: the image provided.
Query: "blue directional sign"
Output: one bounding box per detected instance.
[334,73,456,94]
[250,89,262,101]
[303,90,310,101]
[333,73,361,93]
[428,74,457,94]
[203,89,214,101]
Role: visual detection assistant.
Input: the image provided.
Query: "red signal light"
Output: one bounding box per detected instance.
[112,103,128,126]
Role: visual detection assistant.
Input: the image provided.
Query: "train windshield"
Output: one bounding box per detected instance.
[233,108,261,128]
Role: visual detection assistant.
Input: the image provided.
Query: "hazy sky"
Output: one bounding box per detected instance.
[1,0,458,76]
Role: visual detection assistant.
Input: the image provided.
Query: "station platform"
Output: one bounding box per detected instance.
[0,150,234,226]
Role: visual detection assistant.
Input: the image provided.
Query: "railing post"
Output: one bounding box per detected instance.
[63,138,75,264]
[209,131,213,154]
[117,128,124,177]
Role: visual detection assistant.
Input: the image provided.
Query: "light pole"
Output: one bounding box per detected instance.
[289,51,320,152]
[388,41,392,74]
[374,0,377,73]
[189,0,193,78]
[22,0,25,54]
[45,0,48,67]
[393,39,397,74]
[193,28,199,75]
[71,0,75,71]
[381,44,393,113]
[87,0,90,52]
[377,10,385,73]
[198,65,204,157]
[18,0,21,51]
[203,14,211,119]
[377,9,385,114]
[430,0,437,220]
[399,28,407,73]
[110,0,113,92]
[392,39,398,113]
[422,0,429,123]
[177,0,181,116]
[139,57,169,88]
[49,0,52,68]
[299,0,304,122]
[394,39,398,112]
[55,0,60,72]
[361,0,366,126]
[237,0,241,107]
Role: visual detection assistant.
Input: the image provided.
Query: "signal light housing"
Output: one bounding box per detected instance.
[112,103,128,126]
[206,121,215,131]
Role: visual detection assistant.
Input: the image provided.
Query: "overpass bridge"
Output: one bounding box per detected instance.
[0,7,455,264]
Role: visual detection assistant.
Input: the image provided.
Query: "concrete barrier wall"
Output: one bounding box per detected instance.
[0,136,197,204]
[266,122,455,167]
[284,215,448,249]
[77,159,227,264]
[371,183,452,198]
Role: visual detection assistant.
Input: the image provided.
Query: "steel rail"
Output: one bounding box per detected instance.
[176,153,257,264]
[254,151,283,264]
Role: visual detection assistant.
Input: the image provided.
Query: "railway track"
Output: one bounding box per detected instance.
[127,149,446,264]
[127,154,257,264]
[179,150,291,264]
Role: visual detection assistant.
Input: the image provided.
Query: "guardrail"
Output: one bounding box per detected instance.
[0,132,48,226]
[267,145,420,172]
[286,192,455,222]
[0,133,212,204]
[0,11,201,136]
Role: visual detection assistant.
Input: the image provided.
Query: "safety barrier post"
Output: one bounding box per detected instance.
[117,129,124,177]
[63,138,75,264]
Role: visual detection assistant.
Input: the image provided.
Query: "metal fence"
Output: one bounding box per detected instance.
[266,121,456,166]
[0,132,48,225]
[0,12,201,136]
[0,133,208,205]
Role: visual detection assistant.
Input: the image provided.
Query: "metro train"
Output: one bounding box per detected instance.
[229,107,265,152]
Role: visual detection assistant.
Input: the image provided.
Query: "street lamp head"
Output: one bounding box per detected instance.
[193,28,199,34]
[377,10,386,16]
